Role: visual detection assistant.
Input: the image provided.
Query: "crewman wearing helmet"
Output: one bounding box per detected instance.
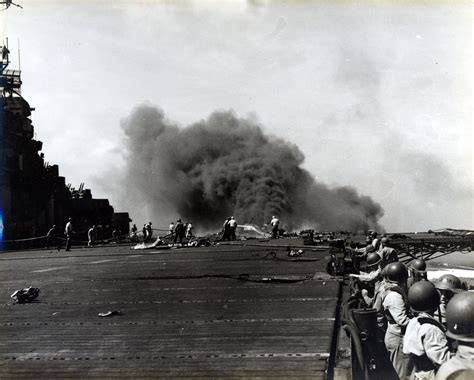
[436,291,474,379]
[361,265,391,340]
[349,252,382,305]
[435,274,464,325]
[403,281,450,379]
[378,237,399,269]
[382,262,411,379]
[407,259,428,289]
[352,236,376,259]
[370,231,381,251]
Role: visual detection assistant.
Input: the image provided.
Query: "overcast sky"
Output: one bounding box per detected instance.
[2,0,472,232]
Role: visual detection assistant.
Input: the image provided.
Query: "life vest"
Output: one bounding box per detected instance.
[382,285,411,326]
[408,317,446,373]
[417,317,445,333]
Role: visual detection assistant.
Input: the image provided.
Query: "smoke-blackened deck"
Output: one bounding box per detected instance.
[0,241,340,378]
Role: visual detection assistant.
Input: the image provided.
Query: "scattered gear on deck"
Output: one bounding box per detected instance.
[11,287,40,304]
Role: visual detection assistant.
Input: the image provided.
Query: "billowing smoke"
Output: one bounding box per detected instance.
[120,104,384,232]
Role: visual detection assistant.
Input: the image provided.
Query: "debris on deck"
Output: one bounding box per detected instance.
[10,287,40,304]
[98,310,123,317]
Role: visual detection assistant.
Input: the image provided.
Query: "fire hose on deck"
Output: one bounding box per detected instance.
[340,295,386,380]
[341,317,370,380]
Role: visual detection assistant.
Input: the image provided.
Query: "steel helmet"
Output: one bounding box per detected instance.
[408,280,439,313]
[367,252,381,266]
[410,259,426,272]
[446,291,474,342]
[385,262,408,283]
[435,274,463,293]
[381,237,390,245]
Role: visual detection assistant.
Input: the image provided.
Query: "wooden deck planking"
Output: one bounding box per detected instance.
[0,241,340,378]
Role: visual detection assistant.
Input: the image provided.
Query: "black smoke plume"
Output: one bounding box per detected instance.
[120,104,384,232]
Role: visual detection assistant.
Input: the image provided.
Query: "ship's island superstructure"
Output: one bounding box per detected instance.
[0,40,130,248]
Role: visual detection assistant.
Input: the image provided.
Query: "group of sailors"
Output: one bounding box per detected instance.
[45,218,76,251]
[220,215,281,241]
[128,215,282,243]
[130,220,194,244]
[46,219,126,250]
[168,219,194,244]
[349,233,473,379]
[221,216,238,241]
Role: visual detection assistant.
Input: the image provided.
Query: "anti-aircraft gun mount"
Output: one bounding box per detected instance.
[326,239,362,276]
[325,232,473,277]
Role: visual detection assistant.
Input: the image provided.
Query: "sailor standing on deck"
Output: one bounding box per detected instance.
[436,291,474,380]
[87,225,97,247]
[45,224,57,249]
[228,216,237,241]
[403,281,450,380]
[146,222,153,242]
[382,262,411,379]
[64,218,73,251]
[130,224,138,241]
[270,216,280,239]
[174,219,185,244]
[222,217,231,241]
[186,222,194,238]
